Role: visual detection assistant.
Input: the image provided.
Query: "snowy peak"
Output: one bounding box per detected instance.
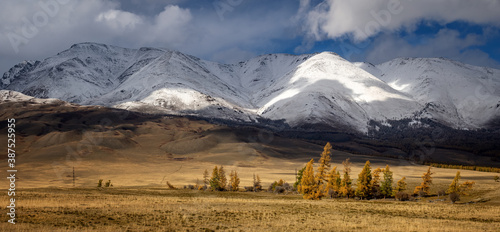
[1,60,40,88]
[258,52,420,131]
[359,57,500,128]
[2,43,500,132]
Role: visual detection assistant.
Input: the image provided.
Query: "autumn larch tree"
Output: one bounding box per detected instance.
[229,170,240,191]
[414,167,433,196]
[447,171,475,196]
[316,142,332,185]
[371,167,382,198]
[326,166,340,197]
[355,161,373,199]
[371,167,382,187]
[209,166,221,191]
[394,176,407,194]
[294,166,306,190]
[339,158,353,198]
[203,169,210,186]
[218,166,227,191]
[447,171,461,194]
[253,173,262,192]
[380,165,393,198]
[299,159,322,200]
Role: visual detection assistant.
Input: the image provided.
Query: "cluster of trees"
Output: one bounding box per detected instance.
[426,163,500,173]
[296,143,475,202]
[172,142,476,203]
[97,179,113,188]
[197,166,263,192]
[268,179,293,194]
[297,143,401,200]
[446,171,475,203]
[413,167,433,196]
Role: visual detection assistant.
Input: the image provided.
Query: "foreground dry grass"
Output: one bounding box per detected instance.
[1,187,499,232]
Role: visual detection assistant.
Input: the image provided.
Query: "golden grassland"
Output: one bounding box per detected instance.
[1,183,499,232]
[2,100,500,231]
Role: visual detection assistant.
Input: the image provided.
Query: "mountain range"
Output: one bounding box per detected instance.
[2,42,500,133]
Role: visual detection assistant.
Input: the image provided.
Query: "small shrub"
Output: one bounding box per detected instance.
[282,183,293,192]
[449,192,460,203]
[253,174,262,192]
[267,184,275,192]
[268,179,290,194]
[494,175,499,182]
[459,181,475,195]
[105,180,112,187]
[97,179,103,188]
[395,192,409,201]
[275,186,285,194]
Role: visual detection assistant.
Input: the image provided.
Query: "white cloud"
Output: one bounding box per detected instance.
[150,5,192,45]
[0,0,292,74]
[364,29,500,68]
[299,0,500,42]
[95,9,143,31]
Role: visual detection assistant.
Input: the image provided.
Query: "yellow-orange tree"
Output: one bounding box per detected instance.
[339,158,353,198]
[447,171,475,195]
[229,170,240,191]
[414,167,433,196]
[299,159,322,200]
[394,176,407,194]
[326,166,341,196]
[355,161,372,199]
[371,167,382,198]
[316,142,332,184]
[447,171,461,194]
[371,167,382,187]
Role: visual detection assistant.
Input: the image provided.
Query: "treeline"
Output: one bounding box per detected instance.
[295,143,475,202]
[174,142,476,203]
[191,166,296,194]
[296,143,404,200]
[181,166,265,192]
[425,162,500,173]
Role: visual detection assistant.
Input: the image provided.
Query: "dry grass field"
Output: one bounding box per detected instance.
[0,186,499,232]
[1,101,500,231]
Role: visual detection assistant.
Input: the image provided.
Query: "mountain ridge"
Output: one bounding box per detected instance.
[2,42,500,133]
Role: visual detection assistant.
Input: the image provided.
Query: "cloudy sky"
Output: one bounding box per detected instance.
[1,0,499,75]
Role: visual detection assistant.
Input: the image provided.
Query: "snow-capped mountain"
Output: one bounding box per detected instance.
[356,58,500,129]
[2,42,500,132]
